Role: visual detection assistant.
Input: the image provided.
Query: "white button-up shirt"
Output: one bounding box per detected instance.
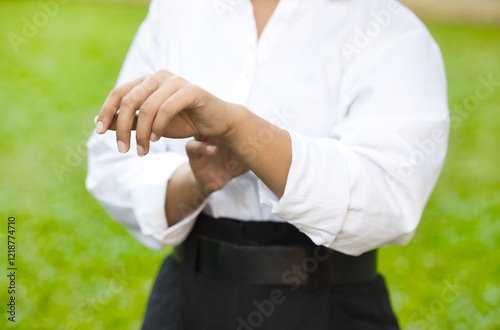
[86,0,449,256]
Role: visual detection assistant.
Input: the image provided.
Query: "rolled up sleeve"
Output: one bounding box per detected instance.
[86,131,206,249]
[272,29,450,256]
[85,0,204,249]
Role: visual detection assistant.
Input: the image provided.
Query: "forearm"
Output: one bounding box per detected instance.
[165,162,209,226]
[221,106,292,198]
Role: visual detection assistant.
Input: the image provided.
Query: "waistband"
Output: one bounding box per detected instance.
[172,213,378,286]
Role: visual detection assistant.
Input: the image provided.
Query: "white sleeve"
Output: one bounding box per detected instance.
[272,29,450,256]
[85,0,205,250]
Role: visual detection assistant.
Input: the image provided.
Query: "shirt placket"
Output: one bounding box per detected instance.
[251,0,303,213]
[255,0,301,63]
[228,3,257,105]
[231,0,302,106]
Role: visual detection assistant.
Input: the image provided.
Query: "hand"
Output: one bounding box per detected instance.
[94,70,243,156]
[185,135,249,194]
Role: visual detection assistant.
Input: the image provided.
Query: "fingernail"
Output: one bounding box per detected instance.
[94,115,99,124]
[206,145,217,153]
[117,140,127,153]
[150,132,158,141]
[96,121,104,134]
[137,145,145,157]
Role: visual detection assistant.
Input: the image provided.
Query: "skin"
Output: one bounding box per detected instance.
[95,0,289,225]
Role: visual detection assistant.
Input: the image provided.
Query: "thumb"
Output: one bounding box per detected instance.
[185,139,218,158]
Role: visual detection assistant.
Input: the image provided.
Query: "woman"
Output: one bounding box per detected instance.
[87,0,449,328]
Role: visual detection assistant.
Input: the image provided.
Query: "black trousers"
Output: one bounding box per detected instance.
[142,217,400,330]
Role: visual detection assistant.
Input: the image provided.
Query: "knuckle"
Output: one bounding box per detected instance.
[139,101,154,115]
[100,104,115,115]
[185,81,197,90]
[140,111,153,121]
[119,100,130,109]
[108,88,120,98]
[184,83,200,96]
[155,70,170,78]
[144,76,161,90]
[120,95,135,108]
[159,102,170,114]
[169,75,185,86]
[184,84,203,106]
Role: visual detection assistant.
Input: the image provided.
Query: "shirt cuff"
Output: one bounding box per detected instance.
[271,130,351,247]
[128,153,205,246]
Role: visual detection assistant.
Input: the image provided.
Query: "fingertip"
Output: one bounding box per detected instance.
[117,140,128,153]
[96,121,105,134]
[206,145,217,153]
[94,115,106,134]
[150,132,159,142]
[137,145,148,157]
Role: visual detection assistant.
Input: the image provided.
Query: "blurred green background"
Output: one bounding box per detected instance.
[1,0,499,329]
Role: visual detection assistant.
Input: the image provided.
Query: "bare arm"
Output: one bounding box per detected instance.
[220,106,292,198]
[95,71,291,226]
[164,162,207,226]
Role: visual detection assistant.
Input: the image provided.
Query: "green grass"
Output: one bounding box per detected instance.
[0,1,499,329]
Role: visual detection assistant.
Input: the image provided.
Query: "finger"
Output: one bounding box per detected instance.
[194,134,208,142]
[152,88,196,140]
[136,82,181,156]
[107,113,138,131]
[185,139,218,159]
[116,75,162,153]
[202,136,220,146]
[95,76,146,134]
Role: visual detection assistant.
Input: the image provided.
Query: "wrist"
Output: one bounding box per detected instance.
[184,164,213,199]
[218,103,248,142]
[192,178,213,199]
